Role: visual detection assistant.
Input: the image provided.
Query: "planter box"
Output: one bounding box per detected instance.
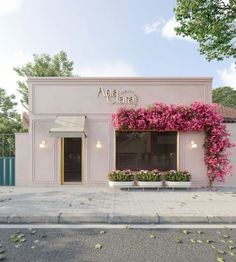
[165,181,191,190]
[108,181,134,188]
[138,181,163,188]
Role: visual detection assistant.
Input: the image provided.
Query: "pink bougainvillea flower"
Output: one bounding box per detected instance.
[112,101,234,186]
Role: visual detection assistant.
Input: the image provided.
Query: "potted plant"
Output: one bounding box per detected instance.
[108,170,134,188]
[165,170,191,190]
[136,169,163,189]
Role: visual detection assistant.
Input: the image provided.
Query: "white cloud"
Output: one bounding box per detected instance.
[217,63,236,89]
[0,49,32,111]
[0,0,22,15]
[144,17,194,42]
[76,61,139,77]
[161,17,180,39]
[144,20,162,34]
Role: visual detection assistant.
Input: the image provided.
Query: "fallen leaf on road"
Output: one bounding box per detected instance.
[175,238,183,243]
[95,243,103,250]
[182,230,189,235]
[197,230,203,234]
[149,235,156,239]
[197,240,203,243]
[206,239,214,244]
[228,251,235,256]
[222,234,229,239]
[217,256,224,262]
[228,251,235,257]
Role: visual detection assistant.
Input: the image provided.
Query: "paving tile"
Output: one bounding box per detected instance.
[0,186,236,224]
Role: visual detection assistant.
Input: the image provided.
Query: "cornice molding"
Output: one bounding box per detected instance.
[27,76,213,83]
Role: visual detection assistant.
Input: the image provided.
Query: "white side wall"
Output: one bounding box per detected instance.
[15,133,31,186]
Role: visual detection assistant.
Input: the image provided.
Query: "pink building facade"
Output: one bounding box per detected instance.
[15,77,236,187]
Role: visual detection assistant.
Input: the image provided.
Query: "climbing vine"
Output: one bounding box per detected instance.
[112,102,234,186]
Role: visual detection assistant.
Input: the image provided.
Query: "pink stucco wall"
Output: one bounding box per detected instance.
[214,123,236,187]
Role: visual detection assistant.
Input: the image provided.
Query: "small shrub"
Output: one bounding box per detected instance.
[108,170,134,181]
[165,170,191,181]
[136,169,162,181]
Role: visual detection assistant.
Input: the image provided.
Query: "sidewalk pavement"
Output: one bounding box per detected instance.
[0,186,236,224]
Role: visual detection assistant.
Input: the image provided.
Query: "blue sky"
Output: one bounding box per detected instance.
[0,0,235,104]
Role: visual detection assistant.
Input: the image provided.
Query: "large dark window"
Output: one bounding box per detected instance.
[116,131,177,171]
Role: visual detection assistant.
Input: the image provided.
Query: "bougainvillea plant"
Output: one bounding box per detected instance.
[112,101,234,186]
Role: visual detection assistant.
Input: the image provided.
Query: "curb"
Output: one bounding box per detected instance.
[1,213,236,224]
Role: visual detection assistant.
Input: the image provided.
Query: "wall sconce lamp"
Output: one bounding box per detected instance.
[96,140,102,149]
[191,140,198,149]
[39,140,47,149]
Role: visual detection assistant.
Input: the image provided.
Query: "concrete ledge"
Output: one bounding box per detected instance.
[108,214,159,224]
[7,214,59,224]
[1,213,236,224]
[59,213,108,224]
[159,215,209,224]
[0,213,10,224]
[207,216,236,224]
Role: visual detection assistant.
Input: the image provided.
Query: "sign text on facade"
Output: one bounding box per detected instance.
[98,87,138,106]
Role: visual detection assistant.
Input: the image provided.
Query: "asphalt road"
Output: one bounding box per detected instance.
[0,227,235,262]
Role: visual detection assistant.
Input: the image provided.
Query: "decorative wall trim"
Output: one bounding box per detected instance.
[87,117,111,183]
[32,119,57,184]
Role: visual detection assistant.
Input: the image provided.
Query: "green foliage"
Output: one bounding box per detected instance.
[213,86,236,108]
[0,88,23,156]
[175,0,236,62]
[136,170,162,181]
[13,50,74,108]
[0,88,22,134]
[108,170,134,181]
[165,170,191,181]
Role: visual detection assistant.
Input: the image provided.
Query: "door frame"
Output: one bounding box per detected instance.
[60,138,83,185]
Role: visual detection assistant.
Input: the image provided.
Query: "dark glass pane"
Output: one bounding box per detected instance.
[64,138,82,182]
[116,131,177,171]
